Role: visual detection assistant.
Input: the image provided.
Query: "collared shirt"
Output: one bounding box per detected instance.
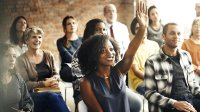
[13,44,28,57]
[106,21,130,55]
[144,48,200,112]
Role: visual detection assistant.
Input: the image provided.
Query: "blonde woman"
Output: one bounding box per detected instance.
[17,26,69,112]
[182,17,200,82]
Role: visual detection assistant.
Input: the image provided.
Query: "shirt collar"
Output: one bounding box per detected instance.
[159,47,182,61]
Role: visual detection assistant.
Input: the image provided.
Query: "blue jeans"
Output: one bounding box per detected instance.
[163,93,200,112]
[31,92,70,112]
[136,83,145,95]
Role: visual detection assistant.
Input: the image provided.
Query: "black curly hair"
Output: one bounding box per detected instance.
[77,34,120,75]
[82,18,106,42]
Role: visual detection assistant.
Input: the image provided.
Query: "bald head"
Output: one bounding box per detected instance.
[103,4,117,24]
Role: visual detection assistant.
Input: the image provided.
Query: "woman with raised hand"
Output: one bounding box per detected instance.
[71,18,108,112]
[0,43,33,112]
[16,26,70,112]
[10,16,29,56]
[78,2,148,112]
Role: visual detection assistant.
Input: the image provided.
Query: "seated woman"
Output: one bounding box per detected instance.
[147,5,164,47]
[9,16,29,56]
[182,17,200,83]
[0,43,33,112]
[72,18,143,112]
[16,26,70,112]
[71,18,108,111]
[57,15,82,82]
[78,2,147,112]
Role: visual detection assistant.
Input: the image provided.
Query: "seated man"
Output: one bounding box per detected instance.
[144,23,200,112]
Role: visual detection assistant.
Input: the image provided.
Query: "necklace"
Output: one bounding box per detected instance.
[104,76,109,79]
[103,73,109,79]
[97,73,110,79]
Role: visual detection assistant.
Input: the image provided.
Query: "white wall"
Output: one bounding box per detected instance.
[147,0,196,38]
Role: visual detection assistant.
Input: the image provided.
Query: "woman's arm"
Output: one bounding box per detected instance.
[56,38,73,63]
[117,1,148,74]
[131,64,144,80]
[47,51,59,76]
[21,80,34,111]
[80,78,103,112]
[16,56,44,90]
[16,74,34,111]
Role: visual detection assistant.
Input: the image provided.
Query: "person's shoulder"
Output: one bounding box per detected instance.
[56,36,65,43]
[146,39,159,45]
[182,38,191,44]
[80,77,90,87]
[115,21,127,27]
[179,49,192,60]
[146,51,161,61]
[76,37,82,43]
[42,50,53,57]
[179,49,190,55]
[14,73,24,83]
[17,53,26,60]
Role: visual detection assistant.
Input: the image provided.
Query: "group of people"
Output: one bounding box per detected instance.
[1,1,200,112]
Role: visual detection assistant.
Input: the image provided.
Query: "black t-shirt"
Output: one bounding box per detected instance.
[169,54,191,96]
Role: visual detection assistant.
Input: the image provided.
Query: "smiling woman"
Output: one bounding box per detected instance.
[16,26,70,112]
[77,2,147,111]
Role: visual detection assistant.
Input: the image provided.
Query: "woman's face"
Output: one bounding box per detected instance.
[192,21,200,37]
[2,48,16,71]
[16,18,27,32]
[65,18,78,33]
[94,22,108,35]
[98,40,115,66]
[26,33,43,50]
[149,8,160,23]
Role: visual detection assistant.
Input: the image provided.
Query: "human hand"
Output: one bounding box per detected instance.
[43,77,59,87]
[173,101,197,112]
[136,1,148,28]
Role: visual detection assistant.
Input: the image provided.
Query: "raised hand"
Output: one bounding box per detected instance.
[136,1,148,28]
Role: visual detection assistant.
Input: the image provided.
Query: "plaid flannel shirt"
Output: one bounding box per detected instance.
[144,48,200,112]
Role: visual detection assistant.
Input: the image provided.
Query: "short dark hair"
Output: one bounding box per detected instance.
[78,34,120,75]
[163,23,178,35]
[82,18,106,42]
[62,16,74,30]
[9,16,29,45]
[130,17,138,35]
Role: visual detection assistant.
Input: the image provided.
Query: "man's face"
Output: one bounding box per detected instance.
[104,4,117,24]
[196,3,200,17]
[163,25,182,49]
